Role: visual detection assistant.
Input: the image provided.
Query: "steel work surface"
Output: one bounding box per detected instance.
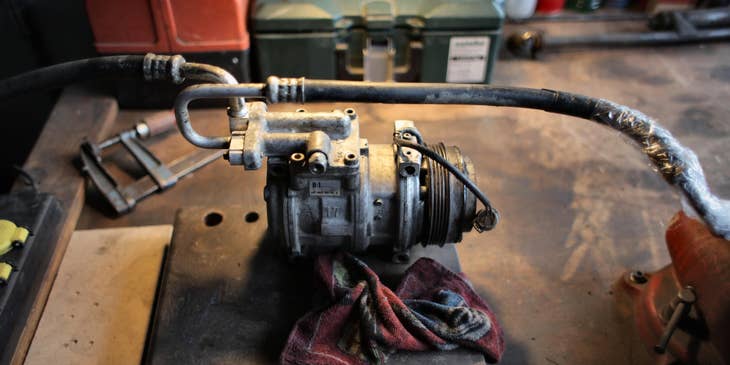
[77,27,730,364]
[146,205,486,364]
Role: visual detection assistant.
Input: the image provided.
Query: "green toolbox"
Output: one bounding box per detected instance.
[251,0,504,83]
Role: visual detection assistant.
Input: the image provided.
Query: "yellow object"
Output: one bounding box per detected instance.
[0,219,30,255]
[0,262,12,283]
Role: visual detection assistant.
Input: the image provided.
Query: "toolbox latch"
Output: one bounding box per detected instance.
[361,0,395,29]
[363,38,395,81]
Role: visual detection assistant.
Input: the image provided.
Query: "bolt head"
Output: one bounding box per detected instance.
[678,286,696,303]
[629,271,648,284]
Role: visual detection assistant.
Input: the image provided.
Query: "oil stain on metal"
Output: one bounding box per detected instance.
[676,107,729,136]
[594,58,672,86]
[710,65,730,82]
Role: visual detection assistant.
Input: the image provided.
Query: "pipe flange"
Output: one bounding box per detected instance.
[266,76,304,104]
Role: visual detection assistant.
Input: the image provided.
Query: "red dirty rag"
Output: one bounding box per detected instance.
[281,253,504,364]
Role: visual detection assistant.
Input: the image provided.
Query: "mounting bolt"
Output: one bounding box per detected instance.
[654,286,696,354]
[629,271,648,284]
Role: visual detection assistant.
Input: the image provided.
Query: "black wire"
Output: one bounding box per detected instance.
[12,165,39,193]
[397,127,424,145]
[394,139,499,232]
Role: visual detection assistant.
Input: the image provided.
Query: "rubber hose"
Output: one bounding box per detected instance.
[0,55,146,101]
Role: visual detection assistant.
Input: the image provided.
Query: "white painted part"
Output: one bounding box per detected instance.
[446,36,490,83]
[26,225,172,365]
[505,0,537,19]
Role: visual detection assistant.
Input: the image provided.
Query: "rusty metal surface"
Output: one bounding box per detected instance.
[77,25,730,364]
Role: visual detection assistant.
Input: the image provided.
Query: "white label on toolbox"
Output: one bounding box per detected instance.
[446,36,490,83]
[309,180,341,196]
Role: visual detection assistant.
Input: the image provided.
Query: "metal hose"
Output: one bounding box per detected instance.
[1,57,725,239]
[174,84,264,148]
[0,55,147,101]
[0,54,245,116]
[180,62,246,116]
[173,77,730,239]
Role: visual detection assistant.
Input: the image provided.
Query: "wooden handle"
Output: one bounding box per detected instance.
[141,111,177,138]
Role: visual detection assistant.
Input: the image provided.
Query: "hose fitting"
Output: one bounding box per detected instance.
[266,76,305,104]
[142,53,186,84]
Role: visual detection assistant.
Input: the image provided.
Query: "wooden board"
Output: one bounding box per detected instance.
[10,86,118,365]
[25,225,171,365]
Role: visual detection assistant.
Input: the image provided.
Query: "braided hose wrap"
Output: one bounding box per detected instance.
[591,99,730,239]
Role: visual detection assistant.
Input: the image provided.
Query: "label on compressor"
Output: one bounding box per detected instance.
[309,180,341,196]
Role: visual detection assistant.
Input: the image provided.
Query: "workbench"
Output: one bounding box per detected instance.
[16,19,730,365]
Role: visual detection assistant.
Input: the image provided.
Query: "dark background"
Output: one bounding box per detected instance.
[0,0,95,192]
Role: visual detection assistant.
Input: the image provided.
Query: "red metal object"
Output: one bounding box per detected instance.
[536,0,566,14]
[86,0,169,53]
[665,212,730,362]
[85,0,250,54]
[616,212,730,364]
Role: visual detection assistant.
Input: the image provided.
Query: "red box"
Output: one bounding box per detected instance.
[86,0,250,53]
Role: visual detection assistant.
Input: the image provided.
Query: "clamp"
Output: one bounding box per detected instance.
[79,111,224,214]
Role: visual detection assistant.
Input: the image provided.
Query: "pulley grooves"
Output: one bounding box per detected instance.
[426,143,451,245]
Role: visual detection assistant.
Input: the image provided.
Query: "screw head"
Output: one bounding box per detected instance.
[629,271,648,284]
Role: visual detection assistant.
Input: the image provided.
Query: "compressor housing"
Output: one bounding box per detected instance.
[225,102,477,261]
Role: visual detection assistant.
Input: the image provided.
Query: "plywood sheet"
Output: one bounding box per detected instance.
[25,225,171,365]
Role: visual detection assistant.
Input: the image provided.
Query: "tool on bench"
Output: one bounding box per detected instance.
[507,6,730,58]
[79,111,224,215]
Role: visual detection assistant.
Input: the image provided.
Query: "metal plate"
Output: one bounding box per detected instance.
[144,204,486,364]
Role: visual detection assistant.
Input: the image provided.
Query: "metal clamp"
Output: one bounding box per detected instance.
[80,111,225,214]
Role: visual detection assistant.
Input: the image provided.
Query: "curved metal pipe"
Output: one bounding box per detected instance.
[181,63,247,116]
[174,84,265,149]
